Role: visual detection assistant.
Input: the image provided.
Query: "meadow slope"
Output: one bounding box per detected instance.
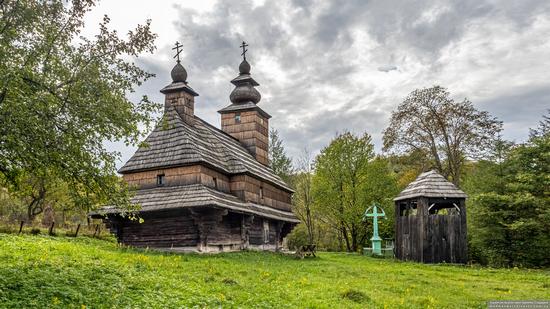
[0,234,548,308]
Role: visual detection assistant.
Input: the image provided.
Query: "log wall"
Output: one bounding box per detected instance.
[112,209,199,248]
[202,212,243,246]
[248,218,279,246]
[105,209,290,252]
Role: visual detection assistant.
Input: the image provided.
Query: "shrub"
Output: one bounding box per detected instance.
[30,228,41,235]
[286,224,309,250]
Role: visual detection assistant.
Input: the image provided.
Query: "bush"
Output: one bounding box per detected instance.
[30,228,41,235]
[286,224,309,250]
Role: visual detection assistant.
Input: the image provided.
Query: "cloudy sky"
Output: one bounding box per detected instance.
[84,0,550,168]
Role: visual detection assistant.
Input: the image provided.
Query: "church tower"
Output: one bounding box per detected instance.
[160,42,199,124]
[218,42,271,166]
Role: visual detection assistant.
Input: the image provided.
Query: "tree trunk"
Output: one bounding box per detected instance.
[27,186,46,222]
[350,225,358,252]
[306,207,314,244]
[341,224,351,252]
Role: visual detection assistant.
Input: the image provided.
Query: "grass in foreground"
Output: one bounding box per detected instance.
[0,234,548,308]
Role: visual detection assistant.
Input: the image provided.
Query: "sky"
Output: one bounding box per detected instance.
[83,0,550,169]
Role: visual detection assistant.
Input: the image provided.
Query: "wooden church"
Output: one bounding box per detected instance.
[92,43,299,252]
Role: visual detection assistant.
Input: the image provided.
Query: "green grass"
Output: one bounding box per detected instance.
[0,234,548,308]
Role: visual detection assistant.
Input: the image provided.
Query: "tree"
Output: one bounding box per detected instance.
[268,128,293,182]
[292,149,315,244]
[361,157,399,240]
[529,109,549,139]
[465,112,550,267]
[312,132,397,252]
[383,86,502,186]
[0,1,158,212]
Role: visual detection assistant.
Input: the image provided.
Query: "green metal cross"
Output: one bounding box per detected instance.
[364,204,386,255]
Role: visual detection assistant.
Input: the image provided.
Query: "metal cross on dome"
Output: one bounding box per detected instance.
[173,41,183,63]
[240,41,249,60]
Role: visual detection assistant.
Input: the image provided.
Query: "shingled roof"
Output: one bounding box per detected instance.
[93,184,300,223]
[118,106,292,192]
[394,170,467,201]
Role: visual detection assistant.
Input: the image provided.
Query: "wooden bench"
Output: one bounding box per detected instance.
[295,244,316,258]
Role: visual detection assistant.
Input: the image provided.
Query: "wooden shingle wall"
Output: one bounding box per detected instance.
[123,166,201,189]
[164,91,195,124]
[230,174,292,211]
[199,166,231,192]
[122,165,231,192]
[121,165,291,212]
[221,110,269,165]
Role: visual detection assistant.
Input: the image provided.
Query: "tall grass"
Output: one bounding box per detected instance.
[0,234,548,308]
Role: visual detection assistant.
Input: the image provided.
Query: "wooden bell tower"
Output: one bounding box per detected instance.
[218,41,271,166]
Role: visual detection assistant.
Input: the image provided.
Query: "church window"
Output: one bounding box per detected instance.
[259,186,264,199]
[213,177,218,189]
[156,174,165,187]
[259,118,264,125]
[235,113,241,123]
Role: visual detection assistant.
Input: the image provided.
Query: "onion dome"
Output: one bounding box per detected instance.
[160,60,198,96]
[219,41,270,119]
[239,59,251,74]
[171,62,187,83]
[230,82,261,104]
[229,59,261,104]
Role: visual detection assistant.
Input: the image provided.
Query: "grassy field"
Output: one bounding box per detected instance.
[0,234,548,308]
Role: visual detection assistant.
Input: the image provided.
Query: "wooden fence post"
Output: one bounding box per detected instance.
[48,222,55,235]
[74,224,81,237]
[18,221,24,234]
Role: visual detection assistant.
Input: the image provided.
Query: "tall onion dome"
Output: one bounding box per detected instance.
[229,58,261,104]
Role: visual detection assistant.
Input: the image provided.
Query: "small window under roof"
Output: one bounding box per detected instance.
[156,174,165,187]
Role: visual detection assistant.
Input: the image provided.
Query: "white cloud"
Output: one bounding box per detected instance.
[88,0,550,167]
